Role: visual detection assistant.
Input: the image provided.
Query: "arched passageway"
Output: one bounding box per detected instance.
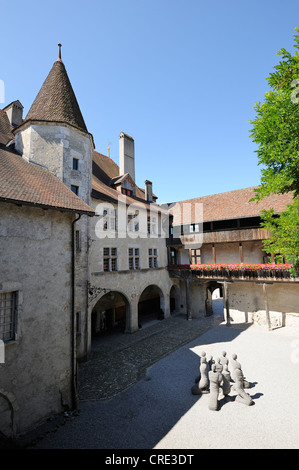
[212,286,224,317]
[205,282,224,318]
[138,285,164,327]
[91,291,129,338]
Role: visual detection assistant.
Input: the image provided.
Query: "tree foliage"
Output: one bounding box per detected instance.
[260,198,299,275]
[249,29,299,274]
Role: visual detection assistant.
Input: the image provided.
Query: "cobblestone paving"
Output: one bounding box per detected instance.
[78,312,223,401]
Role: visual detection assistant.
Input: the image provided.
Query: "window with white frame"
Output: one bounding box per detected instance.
[0,291,18,342]
[103,207,117,231]
[128,248,140,270]
[147,215,157,235]
[128,210,139,233]
[148,248,158,268]
[103,247,118,272]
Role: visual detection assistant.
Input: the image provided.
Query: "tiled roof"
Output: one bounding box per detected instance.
[110,173,132,186]
[92,150,157,205]
[92,150,119,186]
[0,110,14,145]
[0,145,95,215]
[91,173,154,208]
[170,187,294,225]
[23,59,88,133]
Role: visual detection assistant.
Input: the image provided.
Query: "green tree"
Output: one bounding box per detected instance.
[249,28,299,274]
[260,198,299,276]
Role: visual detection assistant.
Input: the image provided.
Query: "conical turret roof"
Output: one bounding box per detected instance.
[24,46,87,132]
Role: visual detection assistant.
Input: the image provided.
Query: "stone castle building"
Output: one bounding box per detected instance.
[0,46,298,438]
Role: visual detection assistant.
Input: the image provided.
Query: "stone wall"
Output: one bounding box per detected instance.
[227,280,299,328]
[179,276,299,328]
[15,123,93,204]
[86,197,174,353]
[0,202,75,437]
[14,121,93,361]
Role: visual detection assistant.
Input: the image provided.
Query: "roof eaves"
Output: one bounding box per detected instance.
[0,196,96,217]
[13,119,95,149]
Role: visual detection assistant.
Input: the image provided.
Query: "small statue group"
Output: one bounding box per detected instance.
[191,351,253,410]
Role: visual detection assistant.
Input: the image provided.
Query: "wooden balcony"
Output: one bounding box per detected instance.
[167,228,271,247]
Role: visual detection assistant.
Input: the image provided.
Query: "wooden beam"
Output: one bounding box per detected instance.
[223,281,231,326]
[212,244,216,264]
[201,227,270,244]
[239,243,244,263]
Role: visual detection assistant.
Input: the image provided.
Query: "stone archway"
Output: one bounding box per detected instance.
[205,281,224,317]
[91,291,130,338]
[138,285,165,327]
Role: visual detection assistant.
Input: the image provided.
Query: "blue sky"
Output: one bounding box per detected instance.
[1,0,299,203]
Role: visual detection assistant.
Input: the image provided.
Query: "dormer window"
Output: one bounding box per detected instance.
[111,173,135,197]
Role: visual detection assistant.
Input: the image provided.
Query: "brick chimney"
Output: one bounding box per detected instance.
[119,132,135,181]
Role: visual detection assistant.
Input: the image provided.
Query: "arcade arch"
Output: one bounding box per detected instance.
[138,284,165,326]
[91,291,130,337]
[205,281,224,318]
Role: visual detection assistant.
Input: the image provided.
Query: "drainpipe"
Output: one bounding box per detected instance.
[71,213,81,409]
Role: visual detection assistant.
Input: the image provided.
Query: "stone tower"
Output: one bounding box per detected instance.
[14,44,94,205]
[13,45,94,359]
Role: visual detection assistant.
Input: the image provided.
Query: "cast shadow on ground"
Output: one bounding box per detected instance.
[78,326,259,449]
[217,386,263,411]
[24,320,259,449]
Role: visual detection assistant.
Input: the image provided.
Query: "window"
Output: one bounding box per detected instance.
[72,158,79,171]
[103,247,117,272]
[128,210,139,232]
[170,249,177,265]
[71,184,79,195]
[129,248,140,270]
[190,223,200,233]
[149,248,158,268]
[122,188,133,197]
[190,248,201,264]
[0,291,17,342]
[147,215,157,235]
[103,208,117,231]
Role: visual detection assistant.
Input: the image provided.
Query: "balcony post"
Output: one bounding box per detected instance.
[223,281,231,326]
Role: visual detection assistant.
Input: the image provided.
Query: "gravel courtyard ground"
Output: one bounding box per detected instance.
[19,310,299,450]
